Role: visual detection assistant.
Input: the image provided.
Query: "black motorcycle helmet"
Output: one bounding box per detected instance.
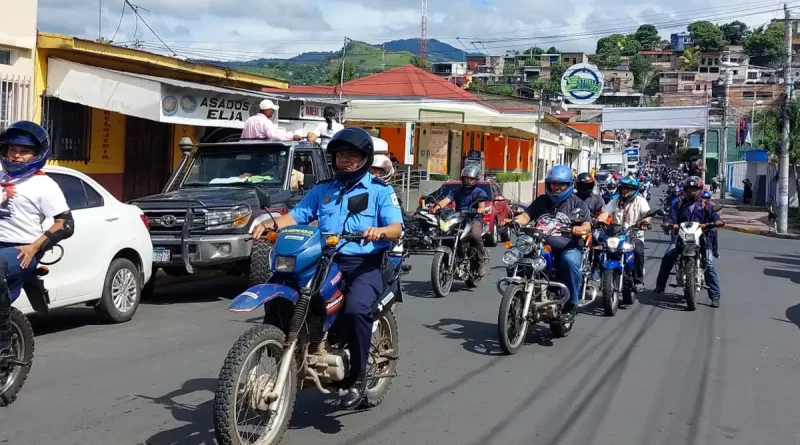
[683,176,704,202]
[326,127,374,184]
[575,172,595,197]
[461,164,480,191]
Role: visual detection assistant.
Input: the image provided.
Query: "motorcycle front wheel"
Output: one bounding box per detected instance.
[214,325,297,445]
[0,308,34,407]
[601,269,619,316]
[682,258,697,311]
[497,283,529,355]
[431,251,454,298]
[363,308,400,407]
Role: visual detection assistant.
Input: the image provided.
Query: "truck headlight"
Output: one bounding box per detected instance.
[206,205,252,230]
[275,256,296,272]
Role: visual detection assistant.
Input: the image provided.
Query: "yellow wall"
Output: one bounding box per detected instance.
[48,108,126,173]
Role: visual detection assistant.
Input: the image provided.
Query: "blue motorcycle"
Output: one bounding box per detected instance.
[213,195,407,445]
[596,209,661,316]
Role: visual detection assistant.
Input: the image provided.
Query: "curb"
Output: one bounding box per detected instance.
[721,225,800,240]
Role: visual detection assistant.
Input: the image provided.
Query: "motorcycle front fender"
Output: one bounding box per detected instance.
[435,245,454,267]
[227,284,299,313]
[681,244,697,257]
[603,259,624,271]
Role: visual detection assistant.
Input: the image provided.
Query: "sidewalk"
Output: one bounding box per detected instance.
[711,192,800,239]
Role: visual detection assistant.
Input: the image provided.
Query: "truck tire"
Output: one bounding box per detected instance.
[248,240,273,287]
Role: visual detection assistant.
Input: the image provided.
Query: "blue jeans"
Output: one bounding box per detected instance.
[0,243,42,302]
[655,245,721,299]
[557,248,583,305]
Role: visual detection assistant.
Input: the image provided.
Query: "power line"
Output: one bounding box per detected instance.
[124,0,176,56]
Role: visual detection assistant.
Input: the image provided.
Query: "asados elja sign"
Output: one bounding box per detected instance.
[161,89,258,123]
[560,63,603,105]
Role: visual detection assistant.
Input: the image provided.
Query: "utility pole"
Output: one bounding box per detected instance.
[339,36,348,102]
[98,0,102,40]
[720,68,732,199]
[778,3,793,233]
[702,92,709,181]
[533,91,544,194]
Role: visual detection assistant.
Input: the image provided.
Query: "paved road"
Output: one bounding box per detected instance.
[2,227,799,445]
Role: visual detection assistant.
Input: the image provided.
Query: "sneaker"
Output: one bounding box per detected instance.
[710,296,720,308]
[478,260,489,278]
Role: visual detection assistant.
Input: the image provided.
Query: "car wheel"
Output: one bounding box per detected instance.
[95,258,142,324]
[484,219,498,247]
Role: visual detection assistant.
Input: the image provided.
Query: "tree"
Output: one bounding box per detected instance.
[743,22,786,67]
[629,54,652,88]
[547,46,560,54]
[688,21,727,51]
[633,24,661,50]
[523,46,545,55]
[410,56,429,70]
[549,61,568,80]
[679,47,700,70]
[720,21,750,45]
[326,62,356,85]
[658,39,671,50]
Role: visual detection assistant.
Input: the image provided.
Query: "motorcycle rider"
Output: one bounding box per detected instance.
[431,164,489,277]
[504,166,592,323]
[654,176,723,308]
[601,181,618,204]
[597,177,651,293]
[252,127,403,408]
[0,121,73,360]
[575,172,606,282]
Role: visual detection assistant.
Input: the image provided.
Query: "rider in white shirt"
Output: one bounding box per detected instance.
[0,121,73,360]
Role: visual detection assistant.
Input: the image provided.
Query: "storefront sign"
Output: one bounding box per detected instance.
[101,110,112,160]
[160,88,259,124]
[560,63,603,105]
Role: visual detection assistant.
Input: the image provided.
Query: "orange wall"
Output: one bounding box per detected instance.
[520,139,531,171]
[379,126,407,163]
[570,123,600,140]
[484,133,504,170]
[507,137,520,170]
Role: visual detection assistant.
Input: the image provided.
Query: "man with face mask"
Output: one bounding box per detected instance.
[654,176,723,308]
[431,165,489,277]
[597,176,651,293]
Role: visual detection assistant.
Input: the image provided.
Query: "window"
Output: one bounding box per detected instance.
[680,75,695,82]
[756,91,774,100]
[684,85,694,91]
[747,72,758,80]
[660,85,678,93]
[699,67,709,73]
[293,153,315,175]
[41,97,91,161]
[49,173,104,210]
[709,67,719,73]
[733,70,739,76]
[0,50,10,65]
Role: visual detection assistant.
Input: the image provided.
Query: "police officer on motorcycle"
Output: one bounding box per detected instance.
[0,122,73,363]
[654,176,723,308]
[431,164,489,277]
[504,166,592,323]
[252,127,403,408]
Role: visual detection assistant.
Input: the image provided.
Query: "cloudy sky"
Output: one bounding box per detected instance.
[37,0,791,61]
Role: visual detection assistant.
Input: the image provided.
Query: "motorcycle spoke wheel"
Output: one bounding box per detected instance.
[498,284,528,355]
[214,326,296,445]
[363,309,399,407]
[0,309,33,407]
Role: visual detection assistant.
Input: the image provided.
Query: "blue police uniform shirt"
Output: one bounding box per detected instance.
[289,173,403,256]
[445,186,488,220]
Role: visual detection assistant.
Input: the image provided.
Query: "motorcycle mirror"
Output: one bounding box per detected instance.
[347,193,369,215]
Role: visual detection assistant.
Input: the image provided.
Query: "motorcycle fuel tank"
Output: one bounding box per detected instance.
[273,225,323,285]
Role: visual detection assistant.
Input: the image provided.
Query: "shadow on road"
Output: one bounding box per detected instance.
[637,290,687,311]
[424,317,553,356]
[763,268,800,285]
[143,276,246,306]
[139,378,216,445]
[754,255,800,268]
[27,307,104,337]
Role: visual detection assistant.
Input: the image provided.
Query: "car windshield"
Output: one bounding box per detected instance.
[433,183,493,200]
[183,147,290,186]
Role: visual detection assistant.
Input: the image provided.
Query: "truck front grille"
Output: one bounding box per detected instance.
[145,209,207,235]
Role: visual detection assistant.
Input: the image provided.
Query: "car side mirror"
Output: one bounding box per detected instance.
[303,174,317,189]
[347,193,369,214]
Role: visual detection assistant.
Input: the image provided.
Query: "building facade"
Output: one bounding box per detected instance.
[0,0,36,130]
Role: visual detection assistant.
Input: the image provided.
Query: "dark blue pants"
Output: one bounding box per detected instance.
[1,243,40,352]
[0,243,41,297]
[335,254,383,385]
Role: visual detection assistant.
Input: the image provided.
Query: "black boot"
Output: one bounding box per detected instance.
[340,372,368,409]
[560,302,577,324]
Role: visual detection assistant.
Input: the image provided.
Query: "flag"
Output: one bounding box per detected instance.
[744,119,752,145]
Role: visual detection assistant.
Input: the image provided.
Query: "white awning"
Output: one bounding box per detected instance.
[45,58,275,129]
[601,106,708,130]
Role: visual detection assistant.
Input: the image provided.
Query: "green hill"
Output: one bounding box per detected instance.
[207,41,420,86]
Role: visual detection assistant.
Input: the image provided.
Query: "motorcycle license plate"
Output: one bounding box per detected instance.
[153,248,171,263]
[684,233,695,241]
[518,257,535,264]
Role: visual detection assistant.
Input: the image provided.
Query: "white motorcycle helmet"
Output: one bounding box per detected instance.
[370,154,395,181]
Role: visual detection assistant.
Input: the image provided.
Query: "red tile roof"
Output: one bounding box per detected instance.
[263,65,481,102]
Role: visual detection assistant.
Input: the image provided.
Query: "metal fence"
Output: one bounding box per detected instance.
[0,74,33,131]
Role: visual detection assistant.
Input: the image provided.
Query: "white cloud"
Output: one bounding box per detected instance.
[37,0,788,61]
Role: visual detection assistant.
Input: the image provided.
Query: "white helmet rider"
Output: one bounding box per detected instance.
[370,154,394,181]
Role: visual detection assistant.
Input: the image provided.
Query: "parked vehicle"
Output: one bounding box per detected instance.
[131,140,332,293]
[213,195,406,445]
[13,166,153,322]
[424,180,511,247]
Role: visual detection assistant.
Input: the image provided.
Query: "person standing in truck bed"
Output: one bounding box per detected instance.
[241,99,301,142]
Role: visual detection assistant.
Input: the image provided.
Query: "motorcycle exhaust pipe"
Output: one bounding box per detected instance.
[578,284,598,308]
[264,337,298,411]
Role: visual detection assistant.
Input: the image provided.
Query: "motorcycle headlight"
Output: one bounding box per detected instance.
[502,248,521,266]
[515,235,535,255]
[606,236,621,251]
[274,255,295,272]
[439,220,454,232]
[206,204,252,230]
[622,241,634,251]
[531,256,547,272]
